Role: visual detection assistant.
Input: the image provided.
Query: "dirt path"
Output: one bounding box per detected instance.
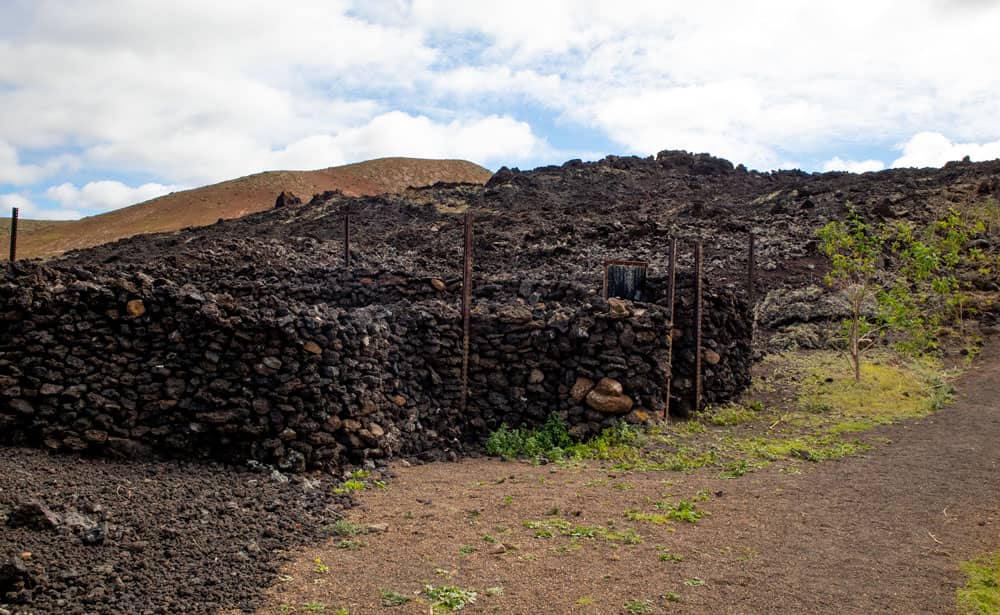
[262,344,1000,614]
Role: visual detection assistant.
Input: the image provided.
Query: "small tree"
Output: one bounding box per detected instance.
[819,206,992,381]
[817,211,883,381]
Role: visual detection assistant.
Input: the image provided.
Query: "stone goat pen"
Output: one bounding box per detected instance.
[0,153,789,471]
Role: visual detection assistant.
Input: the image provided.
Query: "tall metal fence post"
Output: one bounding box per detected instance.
[693,240,704,413]
[343,211,351,267]
[664,238,677,419]
[8,207,18,263]
[461,211,474,412]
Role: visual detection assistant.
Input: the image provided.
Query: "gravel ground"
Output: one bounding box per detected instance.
[0,449,352,614]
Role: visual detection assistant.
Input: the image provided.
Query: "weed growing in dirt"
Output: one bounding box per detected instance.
[486,414,571,457]
[957,551,1000,615]
[523,518,642,544]
[458,544,476,556]
[336,539,364,550]
[423,585,478,612]
[660,499,709,523]
[379,589,410,607]
[625,510,670,524]
[332,479,366,495]
[324,520,364,537]
[313,558,329,574]
[301,602,326,612]
[684,577,705,587]
[624,598,653,613]
[658,547,684,562]
[720,459,761,478]
[485,415,642,463]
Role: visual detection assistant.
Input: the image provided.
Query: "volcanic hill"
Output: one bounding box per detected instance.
[11,157,492,260]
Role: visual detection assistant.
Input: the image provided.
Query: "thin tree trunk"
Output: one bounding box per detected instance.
[852,304,861,382]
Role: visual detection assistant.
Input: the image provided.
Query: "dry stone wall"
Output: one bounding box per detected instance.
[1,262,750,471]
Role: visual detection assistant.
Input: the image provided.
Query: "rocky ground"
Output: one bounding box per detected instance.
[0,450,352,614]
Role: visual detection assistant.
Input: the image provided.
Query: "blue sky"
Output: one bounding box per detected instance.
[2,0,1000,220]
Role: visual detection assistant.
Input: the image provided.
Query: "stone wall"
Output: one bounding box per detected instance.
[1,263,751,471]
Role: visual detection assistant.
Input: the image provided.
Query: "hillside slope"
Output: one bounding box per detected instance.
[14,157,491,259]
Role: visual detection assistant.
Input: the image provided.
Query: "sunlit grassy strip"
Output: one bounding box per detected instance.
[958,551,1000,615]
[796,352,949,421]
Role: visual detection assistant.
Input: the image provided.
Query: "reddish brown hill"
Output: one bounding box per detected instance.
[15,157,491,259]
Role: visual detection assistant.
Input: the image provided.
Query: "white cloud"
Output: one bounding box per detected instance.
[0,141,76,185]
[892,132,1000,168]
[1,192,85,221]
[823,157,885,174]
[45,181,187,212]
[309,111,548,166]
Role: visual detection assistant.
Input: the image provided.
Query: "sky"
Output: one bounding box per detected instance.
[2,0,1000,220]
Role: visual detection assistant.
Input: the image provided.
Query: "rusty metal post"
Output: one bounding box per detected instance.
[460,211,473,412]
[694,240,704,413]
[664,238,678,419]
[747,232,755,305]
[8,207,18,263]
[343,211,351,267]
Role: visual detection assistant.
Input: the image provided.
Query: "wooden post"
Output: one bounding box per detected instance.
[461,211,473,412]
[664,238,677,419]
[8,207,18,263]
[694,240,703,413]
[343,211,351,267]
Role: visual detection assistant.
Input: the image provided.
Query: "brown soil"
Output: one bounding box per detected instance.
[260,343,1000,614]
[14,157,491,260]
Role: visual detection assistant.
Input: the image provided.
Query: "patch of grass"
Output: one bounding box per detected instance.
[664,591,681,602]
[379,589,410,607]
[458,544,476,556]
[957,551,1000,615]
[301,603,326,613]
[624,599,653,614]
[683,577,705,587]
[734,434,870,462]
[523,518,642,544]
[324,520,364,537]
[797,352,946,426]
[617,447,719,472]
[703,402,758,426]
[423,585,478,612]
[576,596,594,605]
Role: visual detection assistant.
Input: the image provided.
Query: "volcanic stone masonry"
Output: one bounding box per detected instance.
[0,258,750,472]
